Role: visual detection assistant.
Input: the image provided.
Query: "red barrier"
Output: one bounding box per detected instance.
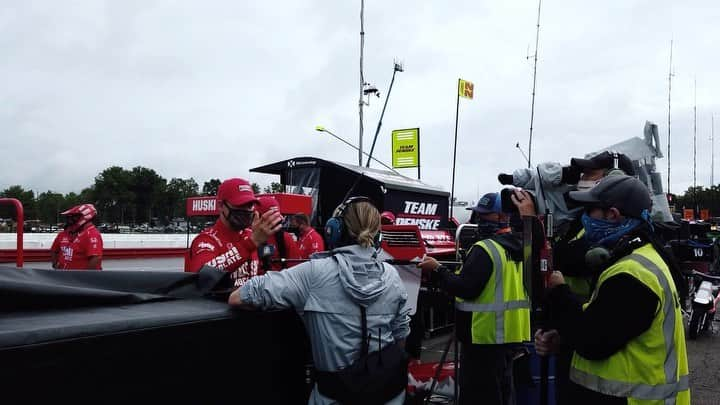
[0,198,23,268]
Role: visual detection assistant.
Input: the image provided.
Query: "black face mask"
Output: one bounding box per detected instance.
[475,220,508,239]
[224,203,254,231]
[64,216,79,229]
[286,225,301,237]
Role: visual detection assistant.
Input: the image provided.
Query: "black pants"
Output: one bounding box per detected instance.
[459,343,514,405]
[555,346,573,405]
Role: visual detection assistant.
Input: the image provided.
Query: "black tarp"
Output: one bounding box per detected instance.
[0,267,310,403]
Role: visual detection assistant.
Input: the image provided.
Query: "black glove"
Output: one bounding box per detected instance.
[561,166,581,184]
[498,173,514,185]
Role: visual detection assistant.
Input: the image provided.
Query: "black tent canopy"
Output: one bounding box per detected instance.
[251,157,451,230]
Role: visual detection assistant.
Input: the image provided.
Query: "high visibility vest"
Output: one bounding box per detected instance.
[570,244,690,405]
[455,239,530,344]
[563,228,592,301]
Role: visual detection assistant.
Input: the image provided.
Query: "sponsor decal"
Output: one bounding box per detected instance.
[287,160,317,168]
[187,197,219,216]
[60,246,74,262]
[396,200,441,230]
[197,241,215,252]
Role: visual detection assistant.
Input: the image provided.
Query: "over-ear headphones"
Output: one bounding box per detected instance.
[324,196,372,249]
[605,151,627,177]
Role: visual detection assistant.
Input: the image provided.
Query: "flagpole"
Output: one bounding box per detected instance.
[450,78,461,220]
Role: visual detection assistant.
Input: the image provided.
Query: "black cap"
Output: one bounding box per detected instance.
[568,175,651,218]
[571,151,636,176]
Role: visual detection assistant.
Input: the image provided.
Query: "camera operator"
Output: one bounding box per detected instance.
[417,189,540,405]
[536,175,689,405]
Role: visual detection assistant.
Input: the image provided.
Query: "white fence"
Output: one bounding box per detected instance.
[0,233,198,250]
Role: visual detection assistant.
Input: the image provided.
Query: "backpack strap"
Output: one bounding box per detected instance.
[360,306,369,357]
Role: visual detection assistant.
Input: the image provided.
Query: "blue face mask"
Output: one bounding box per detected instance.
[581,212,642,246]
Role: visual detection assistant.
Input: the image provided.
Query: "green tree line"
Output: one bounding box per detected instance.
[0,166,283,225]
[672,186,720,217]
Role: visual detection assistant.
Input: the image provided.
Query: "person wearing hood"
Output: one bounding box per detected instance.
[50,203,103,270]
[229,197,411,405]
[497,151,635,237]
[417,189,538,405]
[536,175,689,405]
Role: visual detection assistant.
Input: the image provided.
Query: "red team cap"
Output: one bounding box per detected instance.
[256,196,280,215]
[217,178,258,207]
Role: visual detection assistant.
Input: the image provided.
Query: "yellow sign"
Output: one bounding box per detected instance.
[458,79,474,99]
[392,128,420,168]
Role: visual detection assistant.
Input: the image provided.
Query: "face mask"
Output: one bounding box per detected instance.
[475,220,507,239]
[224,205,254,231]
[65,216,78,227]
[581,212,642,246]
[576,179,601,191]
[286,225,301,236]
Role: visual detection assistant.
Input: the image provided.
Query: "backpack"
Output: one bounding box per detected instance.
[315,306,408,404]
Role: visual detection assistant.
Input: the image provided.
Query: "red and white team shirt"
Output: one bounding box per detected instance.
[297,227,325,259]
[50,225,103,270]
[187,220,261,288]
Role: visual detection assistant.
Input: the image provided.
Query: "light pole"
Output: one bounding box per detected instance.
[315,126,399,174]
[366,61,404,167]
[516,142,530,167]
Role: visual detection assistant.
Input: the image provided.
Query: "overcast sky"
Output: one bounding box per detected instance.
[1,1,718,202]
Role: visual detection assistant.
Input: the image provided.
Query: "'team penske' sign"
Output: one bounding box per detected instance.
[186,196,218,216]
[392,200,443,230]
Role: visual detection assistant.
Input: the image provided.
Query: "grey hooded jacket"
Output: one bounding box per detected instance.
[512,161,583,231]
[239,244,411,405]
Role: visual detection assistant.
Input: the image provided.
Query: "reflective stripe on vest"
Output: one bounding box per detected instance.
[570,251,686,402]
[571,369,688,402]
[455,239,529,343]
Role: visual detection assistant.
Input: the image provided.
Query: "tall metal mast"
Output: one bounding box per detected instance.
[527,0,542,168]
[358,0,365,166]
[667,40,673,194]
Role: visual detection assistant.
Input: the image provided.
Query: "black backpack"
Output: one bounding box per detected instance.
[315,306,408,404]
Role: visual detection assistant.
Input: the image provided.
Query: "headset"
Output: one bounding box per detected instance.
[605,150,627,177]
[324,196,373,249]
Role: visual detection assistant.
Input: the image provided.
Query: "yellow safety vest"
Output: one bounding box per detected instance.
[570,244,690,404]
[455,239,531,344]
[563,228,592,301]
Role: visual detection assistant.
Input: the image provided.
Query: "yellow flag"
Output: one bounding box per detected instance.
[458,79,474,99]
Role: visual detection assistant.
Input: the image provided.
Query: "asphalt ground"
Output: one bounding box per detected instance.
[419,315,720,405]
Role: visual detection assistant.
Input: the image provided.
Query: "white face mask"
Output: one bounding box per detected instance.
[577,179,601,191]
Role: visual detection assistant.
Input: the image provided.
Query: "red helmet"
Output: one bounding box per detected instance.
[61,204,97,232]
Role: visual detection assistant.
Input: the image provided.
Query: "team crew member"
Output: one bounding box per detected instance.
[380,211,396,225]
[255,196,302,271]
[536,175,690,405]
[51,204,103,270]
[290,213,325,258]
[187,178,282,288]
[417,190,538,405]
